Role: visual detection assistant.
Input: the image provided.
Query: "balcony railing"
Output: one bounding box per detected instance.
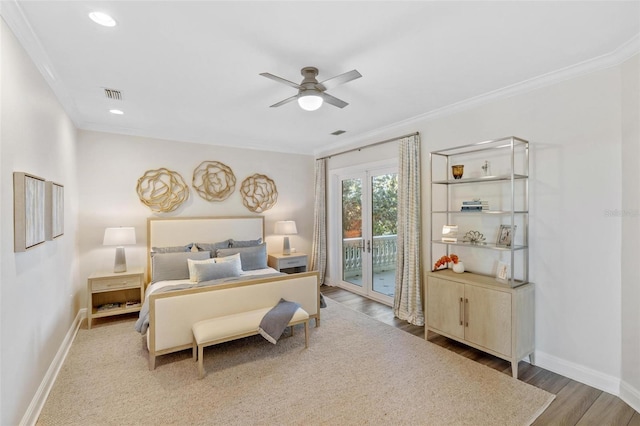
[343,235,397,279]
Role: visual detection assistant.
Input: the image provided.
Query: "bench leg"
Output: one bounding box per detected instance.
[304,320,309,348]
[198,345,205,379]
[193,336,197,361]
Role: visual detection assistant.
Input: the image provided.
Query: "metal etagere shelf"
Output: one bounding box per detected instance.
[429,136,529,287]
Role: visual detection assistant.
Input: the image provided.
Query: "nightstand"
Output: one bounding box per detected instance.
[268,253,307,274]
[87,267,144,329]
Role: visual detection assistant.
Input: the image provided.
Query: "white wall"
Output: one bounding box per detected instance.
[417,66,623,393]
[1,19,80,425]
[620,54,640,409]
[76,130,315,288]
[323,59,633,398]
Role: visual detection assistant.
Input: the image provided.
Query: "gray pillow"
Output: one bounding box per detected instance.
[193,261,239,282]
[151,243,193,256]
[151,251,211,283]
[195,240,231,252]
[229,237,262,248]
[216,243,267,271]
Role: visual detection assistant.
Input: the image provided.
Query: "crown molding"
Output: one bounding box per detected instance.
[316,33,640,158]
[1,0,82,126]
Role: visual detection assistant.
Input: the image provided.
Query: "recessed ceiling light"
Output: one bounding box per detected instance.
[109,109,124,115]
[89,12,117,27]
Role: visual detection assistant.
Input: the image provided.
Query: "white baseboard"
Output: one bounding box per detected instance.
[620,380,640,414]
[534,350,620,395]
[19,308,86,426]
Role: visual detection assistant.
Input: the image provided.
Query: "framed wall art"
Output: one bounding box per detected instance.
[14,172,46,252]
[46,181,64,240]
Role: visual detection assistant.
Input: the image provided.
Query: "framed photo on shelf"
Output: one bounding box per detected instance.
[496,261,509,283]
[496,225,516,247]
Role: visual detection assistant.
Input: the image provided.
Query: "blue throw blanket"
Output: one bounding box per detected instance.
[258,298,300,344]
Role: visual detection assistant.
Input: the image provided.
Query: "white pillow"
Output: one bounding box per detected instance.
[187,257,216,282]
[214,252,242,275]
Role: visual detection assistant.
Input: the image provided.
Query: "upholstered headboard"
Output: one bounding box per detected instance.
[146,216,265,279]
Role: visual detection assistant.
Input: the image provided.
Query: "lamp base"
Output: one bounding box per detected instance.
[282,237,291,256]
[114,246,127,273]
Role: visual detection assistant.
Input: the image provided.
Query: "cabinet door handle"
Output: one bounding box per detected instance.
[459,297,464,325]
[465,298,469,327]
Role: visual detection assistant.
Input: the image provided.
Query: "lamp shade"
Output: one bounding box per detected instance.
[274,220,297,235]
[103,227,136,246]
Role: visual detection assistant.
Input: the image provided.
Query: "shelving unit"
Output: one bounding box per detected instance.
[426,137,534,378]
[429,136,529,285]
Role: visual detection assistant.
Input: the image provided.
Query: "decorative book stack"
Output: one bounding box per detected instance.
[461,200,489,211]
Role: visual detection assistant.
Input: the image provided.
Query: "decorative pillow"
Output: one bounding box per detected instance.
[193,261,239,283]
[213,252,242,276]
[216,244,267,271]
[187,257,216,282]
[229,237,263,248]
[195,240,231,252]
[151,243,194,256]
[151,251,211,283]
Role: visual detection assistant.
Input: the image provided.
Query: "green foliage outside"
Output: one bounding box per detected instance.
[342,174,397,238]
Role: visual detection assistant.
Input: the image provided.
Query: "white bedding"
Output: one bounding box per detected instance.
[136,267,282,334]
[144,267,280,300]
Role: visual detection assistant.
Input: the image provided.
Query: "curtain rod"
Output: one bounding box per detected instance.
[317,131,419,160]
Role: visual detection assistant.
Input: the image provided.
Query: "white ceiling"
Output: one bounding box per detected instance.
[2,1,639,156]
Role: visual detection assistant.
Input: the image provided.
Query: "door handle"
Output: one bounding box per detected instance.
[367,240,371,253]
[465,298,469,327]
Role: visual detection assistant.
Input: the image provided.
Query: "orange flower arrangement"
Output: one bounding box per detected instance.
[433,254,459,271]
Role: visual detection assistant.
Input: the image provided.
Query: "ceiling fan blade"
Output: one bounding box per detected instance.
[321,92,348,109]
[260,72,302,90]
[269,94,299,108]
[318,69,362,91]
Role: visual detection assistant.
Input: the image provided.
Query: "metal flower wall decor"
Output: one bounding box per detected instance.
[192,160,236,201]
[136,168,189,213]
[240,173,278,213]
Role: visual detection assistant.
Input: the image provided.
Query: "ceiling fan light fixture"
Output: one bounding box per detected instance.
[297,92,323,111]
[89,11,117,27]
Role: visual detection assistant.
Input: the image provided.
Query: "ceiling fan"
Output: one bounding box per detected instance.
[260,67,362,111]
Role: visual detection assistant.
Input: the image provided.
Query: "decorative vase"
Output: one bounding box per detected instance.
[452,262,465,273]
[451,164,464,179]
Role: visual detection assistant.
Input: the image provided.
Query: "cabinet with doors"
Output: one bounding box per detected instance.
[426,136,533,378]
[426,270,534,378]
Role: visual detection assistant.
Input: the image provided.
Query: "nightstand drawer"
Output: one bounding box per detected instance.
[280,257,306,268]
[92,276,141,292]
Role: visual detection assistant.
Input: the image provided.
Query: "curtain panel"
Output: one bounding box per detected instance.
[310,158,327,285]
[393,134,424,326]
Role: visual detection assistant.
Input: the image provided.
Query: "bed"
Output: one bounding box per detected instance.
[136,216,320,370]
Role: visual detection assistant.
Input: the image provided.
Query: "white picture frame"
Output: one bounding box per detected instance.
[496,261,509,283]
[496,224,516,247]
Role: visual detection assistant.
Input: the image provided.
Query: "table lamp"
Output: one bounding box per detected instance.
[103,227,136,273]
[274,220,297,255]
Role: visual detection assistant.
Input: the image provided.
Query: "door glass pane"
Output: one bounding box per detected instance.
[342,178,363,287]
[371,173,398,297]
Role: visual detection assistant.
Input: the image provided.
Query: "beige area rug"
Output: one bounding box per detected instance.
[38,298,554,425]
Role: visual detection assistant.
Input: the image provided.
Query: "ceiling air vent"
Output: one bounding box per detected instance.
[331,130,346,136]
[103,88,122,101]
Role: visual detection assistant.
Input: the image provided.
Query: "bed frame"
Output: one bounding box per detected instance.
[145,216,320,370]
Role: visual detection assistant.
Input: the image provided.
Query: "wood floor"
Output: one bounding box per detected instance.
[322,285,640,426]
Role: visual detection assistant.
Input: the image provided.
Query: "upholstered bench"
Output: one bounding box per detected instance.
[192,306,310,378]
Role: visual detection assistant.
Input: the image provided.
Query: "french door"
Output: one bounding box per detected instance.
[336,164,398,305]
